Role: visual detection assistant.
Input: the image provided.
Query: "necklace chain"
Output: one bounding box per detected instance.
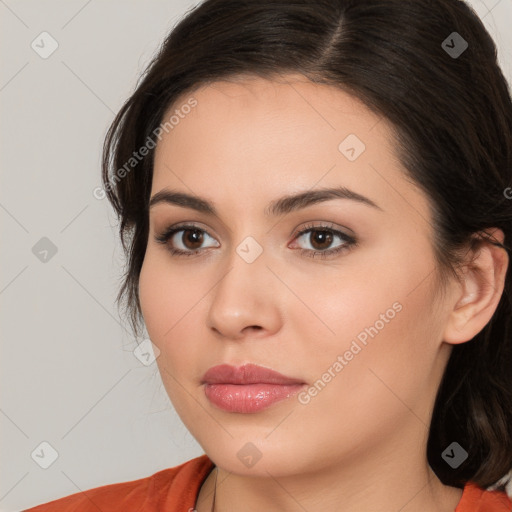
[210,466,218,512]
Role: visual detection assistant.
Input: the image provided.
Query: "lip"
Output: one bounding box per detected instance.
[202,363,304,385]
[202,363,306,413]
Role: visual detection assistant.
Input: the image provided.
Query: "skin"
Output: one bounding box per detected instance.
[138,74,509,512]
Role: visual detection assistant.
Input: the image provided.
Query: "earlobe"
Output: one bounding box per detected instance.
[443,229,509,345]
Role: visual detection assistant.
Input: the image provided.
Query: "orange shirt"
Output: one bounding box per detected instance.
[24,454,512,511]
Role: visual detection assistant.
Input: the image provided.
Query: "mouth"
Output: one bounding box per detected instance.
[201,363,306,413]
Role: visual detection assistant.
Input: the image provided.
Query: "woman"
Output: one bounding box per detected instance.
[25,0,512,510]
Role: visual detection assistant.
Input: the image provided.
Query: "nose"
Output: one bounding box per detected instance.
[206,248,283,341]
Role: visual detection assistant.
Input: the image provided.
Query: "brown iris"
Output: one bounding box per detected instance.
[308,230,333,250]
[180,228,204,250]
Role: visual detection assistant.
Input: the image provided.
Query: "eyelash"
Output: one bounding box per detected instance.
[154,222,357,259]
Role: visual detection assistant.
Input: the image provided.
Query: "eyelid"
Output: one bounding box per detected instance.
[290,221,355,240]
[157,219,353,239]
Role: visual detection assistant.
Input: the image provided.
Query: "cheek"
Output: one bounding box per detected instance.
[284,275,440,463]
[139,250,202,340]
[138,249,214,384]
[287,237,441,388]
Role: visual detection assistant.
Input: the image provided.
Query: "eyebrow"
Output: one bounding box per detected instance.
[149,186,383,217]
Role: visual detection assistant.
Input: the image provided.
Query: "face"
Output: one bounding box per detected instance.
[138,74,455,477]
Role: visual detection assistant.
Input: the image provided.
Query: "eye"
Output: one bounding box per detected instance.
[290,222,357,259]
[155,224,219,257]
[154,221,357,259]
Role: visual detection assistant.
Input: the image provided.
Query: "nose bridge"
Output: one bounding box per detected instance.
[206,234,281,337]
[214,234,269,307]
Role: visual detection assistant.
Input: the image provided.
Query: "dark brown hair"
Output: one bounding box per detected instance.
[101,0,512,490]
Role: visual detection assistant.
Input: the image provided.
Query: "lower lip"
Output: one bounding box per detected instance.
[204,383,305,413]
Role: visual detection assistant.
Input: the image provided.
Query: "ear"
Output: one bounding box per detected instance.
[443,228,509,344]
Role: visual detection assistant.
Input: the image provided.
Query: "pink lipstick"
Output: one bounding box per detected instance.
[202,363,306,413]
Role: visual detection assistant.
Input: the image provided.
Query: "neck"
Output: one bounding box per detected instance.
[195,426,463,512]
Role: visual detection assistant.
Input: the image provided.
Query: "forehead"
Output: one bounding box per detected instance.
[151,75,427,221]
[160,74,384,144]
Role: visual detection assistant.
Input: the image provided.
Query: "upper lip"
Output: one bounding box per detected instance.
[202,363,305,385]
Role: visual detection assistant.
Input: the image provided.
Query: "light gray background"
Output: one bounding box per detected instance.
[1,1,511,511]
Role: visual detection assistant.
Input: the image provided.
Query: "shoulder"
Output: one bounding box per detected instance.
[23,454,214,512]
[456,481,512,512]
